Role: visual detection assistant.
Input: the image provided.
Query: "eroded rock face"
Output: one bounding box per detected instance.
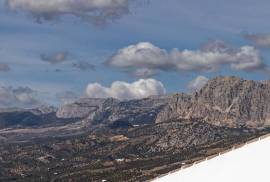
[156,76,270,128]
[193,76,270,127]
[155,93,192,123]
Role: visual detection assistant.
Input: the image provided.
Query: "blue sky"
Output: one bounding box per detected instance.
[1,0,270,107]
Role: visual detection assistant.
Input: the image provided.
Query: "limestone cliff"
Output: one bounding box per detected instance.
[156,76,270,128]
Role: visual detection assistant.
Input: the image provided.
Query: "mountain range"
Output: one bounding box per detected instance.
[0,76,270,181]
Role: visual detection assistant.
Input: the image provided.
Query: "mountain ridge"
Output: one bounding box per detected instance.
[2,76,270,129]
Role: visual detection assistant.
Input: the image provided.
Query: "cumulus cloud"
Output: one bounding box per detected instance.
[72,62,96,71]
[6,0,138,24]
[0,63,10,72]
[188,76,209,92]
[86,79,166,100]
[0,86,42,108]
[40,51,69,64]
[107,41,266,77]
[107,42,171,70]
[244,33,270,47]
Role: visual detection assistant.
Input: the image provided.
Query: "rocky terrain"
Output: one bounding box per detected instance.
[157,76,270,128]
[0,76,270,181]
[57,96,170,126]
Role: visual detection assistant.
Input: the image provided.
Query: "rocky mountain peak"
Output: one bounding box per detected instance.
[156,76,270,128]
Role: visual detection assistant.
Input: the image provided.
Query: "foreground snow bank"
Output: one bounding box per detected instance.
[154,136,270,182]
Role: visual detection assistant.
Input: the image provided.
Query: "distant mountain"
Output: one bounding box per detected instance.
[2,76,270,130]
[0,106,72,129]
[57,96,170,127]
[57,76,270,129]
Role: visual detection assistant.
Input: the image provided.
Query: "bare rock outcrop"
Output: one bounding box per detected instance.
[155,93,192,123]
[156,76,270,128]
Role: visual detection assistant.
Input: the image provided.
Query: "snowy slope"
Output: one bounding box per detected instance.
[154,136,270,182]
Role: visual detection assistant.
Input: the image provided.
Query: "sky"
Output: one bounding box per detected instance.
[1,0,270,108]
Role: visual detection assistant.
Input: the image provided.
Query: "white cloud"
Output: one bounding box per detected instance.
[86,79,166,100]
[188,76,209,92]
[6,0,136,24]
[0,86,42,108]
[230,46,263,71]
[108,42,172,71]
[107,41,266,77]
[244,33,270,47]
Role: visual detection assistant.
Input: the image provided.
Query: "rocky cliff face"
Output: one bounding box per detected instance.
[156,76,270,128]
[155,93,193,123]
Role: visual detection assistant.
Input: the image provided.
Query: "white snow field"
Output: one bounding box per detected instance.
[154,135,270,182]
